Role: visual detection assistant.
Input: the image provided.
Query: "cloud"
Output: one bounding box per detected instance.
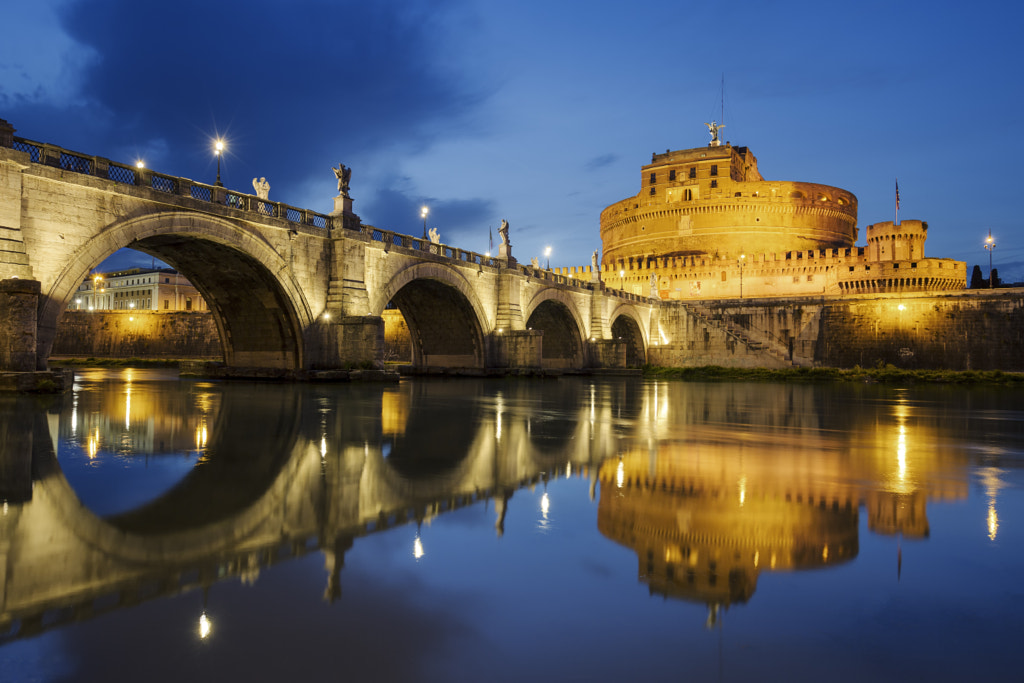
[4,0,489,213]
[585,153,619,171]
[360,185,497,251]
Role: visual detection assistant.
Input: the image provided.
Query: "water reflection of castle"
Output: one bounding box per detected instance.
[596,383,972,611]
[1,377,996,643]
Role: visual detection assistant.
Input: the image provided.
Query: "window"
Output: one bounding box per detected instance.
[650,187,656,195]
[689,167,696,178]
[684,189,692,201]
[669,170,676,181]
[165,277,170,283]
[711,180,717,188]
[710,165,718,176]
[721,271,727,282]
[186,297,193,311]
[163,300,169,309]
[649,172,656,184]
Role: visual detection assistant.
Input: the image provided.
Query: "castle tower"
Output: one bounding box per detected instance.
[866,220,927,262]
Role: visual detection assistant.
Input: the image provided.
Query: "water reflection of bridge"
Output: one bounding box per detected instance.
[0,377,982,642]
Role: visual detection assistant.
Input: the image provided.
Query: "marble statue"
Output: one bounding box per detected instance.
[428,227,440,244]
[649,273,658,298]
[252,177,270,200]
[498,219,510,246]
[333,164,351,194]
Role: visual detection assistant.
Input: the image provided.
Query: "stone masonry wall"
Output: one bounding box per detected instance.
[52,311,221,359]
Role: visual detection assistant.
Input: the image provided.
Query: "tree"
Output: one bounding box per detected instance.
[991,268,1002,288]
[970,264,986,288]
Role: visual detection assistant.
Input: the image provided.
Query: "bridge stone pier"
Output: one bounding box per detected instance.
[0,120,656,378]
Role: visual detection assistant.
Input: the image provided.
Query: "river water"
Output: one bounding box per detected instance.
[1,369,1022,682]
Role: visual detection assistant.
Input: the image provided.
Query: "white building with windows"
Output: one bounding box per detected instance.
[72,267,208,312]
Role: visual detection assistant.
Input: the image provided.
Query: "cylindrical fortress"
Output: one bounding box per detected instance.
[600,144,858,266]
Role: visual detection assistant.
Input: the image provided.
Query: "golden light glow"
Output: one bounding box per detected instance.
[738,476,747,506]
[540,492,550,519]
[214,139,224,155]
[420,206,429,219]
[413,535,425,560]
[198,611,212,639]
[323,312,331,320]
[88,428,99,459]
[987,503,998,541]
[320,436,327,460]
[136,160,144,169]
[753,551,759,568]
[897,304,906,311]
[616,460,625,488]
[897,425,907,481]
[822,545,829,561]
[195,423,208,450]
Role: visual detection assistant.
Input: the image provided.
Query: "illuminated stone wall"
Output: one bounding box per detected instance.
[647,289,1024,370]
[51,311,221,359]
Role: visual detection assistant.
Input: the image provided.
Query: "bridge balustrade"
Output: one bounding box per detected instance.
[7,135,338,235]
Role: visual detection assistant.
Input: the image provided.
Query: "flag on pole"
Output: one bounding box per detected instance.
[895,178,900,225]
[489,226,493,253]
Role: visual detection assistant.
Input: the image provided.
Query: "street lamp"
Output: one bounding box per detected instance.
[738,253,746,298]
[421,206,429,239]
[544,246,552,270]
[213,139,225,187]
[620,269,625,290]
[984,230,996,288]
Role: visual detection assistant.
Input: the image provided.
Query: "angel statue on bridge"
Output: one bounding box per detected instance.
[498,219,510,246]
[333,163,351,195]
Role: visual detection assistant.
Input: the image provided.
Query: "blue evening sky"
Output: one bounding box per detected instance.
[2,0,1021,281]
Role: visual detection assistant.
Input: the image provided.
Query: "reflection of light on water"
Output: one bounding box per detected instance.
[195,423,208,450]
[739,476,747,506]
[822,545,829,561]
[88,428,99,459]
[616,460,624,488]
[71,393,78,436]
[566,463,571,478]
[541,492,550,518]
[897,425,906,482]
[320,436,327,460]
[413,535,425,560]
[496,393,504,442]
[980,467,1005,541]
[198,611,212,639]
[124,384,131,430]
[753,551,759,568]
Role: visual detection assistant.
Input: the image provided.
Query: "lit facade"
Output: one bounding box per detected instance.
[558,138,968,299]
[71,267,208,312]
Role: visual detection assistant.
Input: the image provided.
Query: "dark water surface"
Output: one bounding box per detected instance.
[1,369,1022,682]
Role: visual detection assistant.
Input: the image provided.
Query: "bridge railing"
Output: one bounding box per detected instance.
[358,224,502,268]
[9,136,338,233]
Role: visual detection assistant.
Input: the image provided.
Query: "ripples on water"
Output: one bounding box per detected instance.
[1,369,1022,682]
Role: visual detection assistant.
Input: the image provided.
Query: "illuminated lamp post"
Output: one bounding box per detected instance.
[984,230,996,288]
[545,246,552,270]
[421,205,429,239]
[213,139,225,187]
[738,253,746,298]
[620,269,625,290]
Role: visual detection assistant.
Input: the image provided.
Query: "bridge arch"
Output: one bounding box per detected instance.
[609,303,648,367]
[523,288,588,369]
[372,262,490,369]
[40,211,315,370]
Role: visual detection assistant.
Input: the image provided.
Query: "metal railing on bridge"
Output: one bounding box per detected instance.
[6,135,655,303]
[10,136,337,233]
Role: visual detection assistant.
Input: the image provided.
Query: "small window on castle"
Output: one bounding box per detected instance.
[893,263,899,269]
[669,170,676,181]
[186,297,193,311]
[650,172,656,184]
[165,278,170,283]
[865,266,871,271]
[684,189,692,201]
[650,187,656,195]
[807,275,814,282]
[912,262,918,268]
[711,180,717,188]
[689,167,696,178]
[721,271,727,282]
[734,192,741,197]
[163,300,169,309]
[710,165,718,176]
[793,276,800,283]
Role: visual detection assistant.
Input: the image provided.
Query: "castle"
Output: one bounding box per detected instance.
[557,129,965,299]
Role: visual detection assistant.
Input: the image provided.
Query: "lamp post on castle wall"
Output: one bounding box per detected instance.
[421,206,429,240]
[213,139,225,187]
[738,254,746,298]
[984,230,996,288]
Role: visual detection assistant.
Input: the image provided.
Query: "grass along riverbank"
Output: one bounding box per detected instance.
[643,364,1024,384]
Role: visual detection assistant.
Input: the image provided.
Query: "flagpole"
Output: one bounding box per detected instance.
[895,178,900,226]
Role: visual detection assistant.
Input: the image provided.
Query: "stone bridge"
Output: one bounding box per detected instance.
[0,380,626,643]
[0,121,657,376]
